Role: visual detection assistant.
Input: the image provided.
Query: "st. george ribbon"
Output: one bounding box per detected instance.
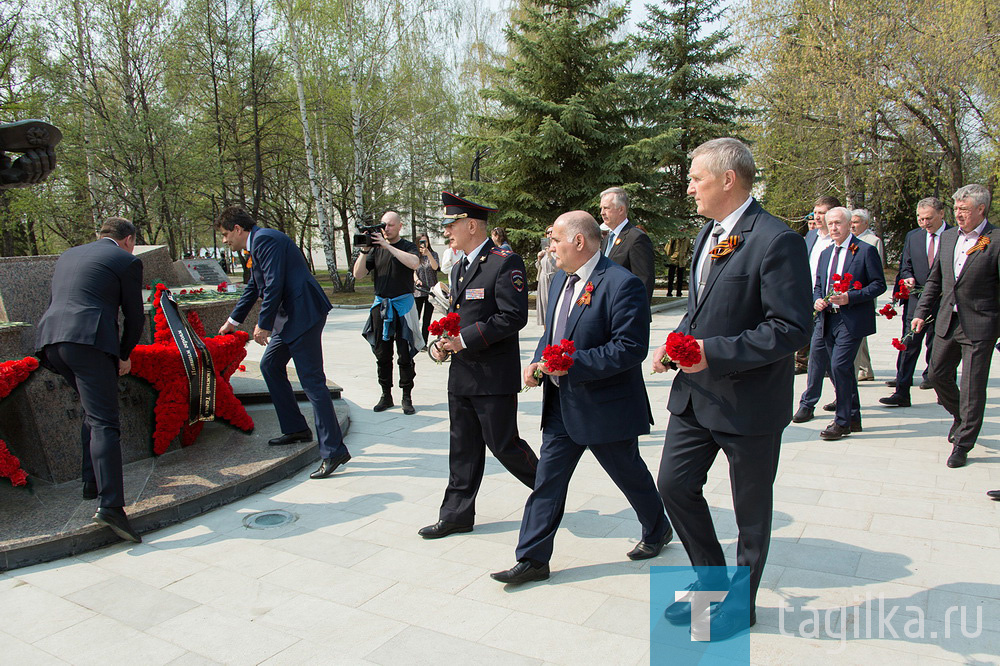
[158,289,216,424]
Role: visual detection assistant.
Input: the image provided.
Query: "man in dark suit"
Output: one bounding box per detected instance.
[217,206,349,480]
[880,197,947,407]
[805,207,886,440]
[795,196,840,376]
[418,192,539,539]
[35,218,146,542]
[491,211,670,585]
[654,138,812,640]
[912,184,1000,469]
[599,187,655,316]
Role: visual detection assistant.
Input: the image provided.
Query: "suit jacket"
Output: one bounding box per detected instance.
[601,221,655,309]
[36,238,145,362]
[812,236,886,339]
[804,228,818,254]
[536,255,652,446]
[667,199,813,436]
[448,240,529,395]
[229,226,332,342]
[898,225,948,317]
[914,222,1000,341]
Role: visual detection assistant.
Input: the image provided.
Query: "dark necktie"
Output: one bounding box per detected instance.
[551,274,580,345]
[827,245,841,293]
[697,223,725,303]
[927,232,936,268]
[605,232,615,256]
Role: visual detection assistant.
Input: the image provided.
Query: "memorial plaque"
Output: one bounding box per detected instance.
[183,259,229,285]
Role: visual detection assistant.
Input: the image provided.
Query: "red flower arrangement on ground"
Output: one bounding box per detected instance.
[130,284,254,455]
[0,355,40,486]
[217,281,228,292]
[662,331,702,368]
[523,339,576,390]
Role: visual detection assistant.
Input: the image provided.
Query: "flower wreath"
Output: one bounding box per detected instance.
[130,284,254,455]
[0,356,40,486]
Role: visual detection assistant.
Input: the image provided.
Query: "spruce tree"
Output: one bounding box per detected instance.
[634,0,751,227]
[466,0,674,233]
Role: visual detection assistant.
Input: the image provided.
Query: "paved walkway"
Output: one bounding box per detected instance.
[1,301,998,664]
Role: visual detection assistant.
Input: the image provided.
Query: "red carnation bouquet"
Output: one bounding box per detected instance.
[658,331,702,371]
[0,439,28,487]
[0,356,39,487]
[522,339,575,391]
[891,315,934,352]
[427,312,462,364]
[817,272,862,315]
[879,302,898,320]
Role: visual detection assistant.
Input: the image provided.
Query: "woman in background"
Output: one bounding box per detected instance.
[535,225,557,327]
[491,227,512,251]
[413,232,440,345]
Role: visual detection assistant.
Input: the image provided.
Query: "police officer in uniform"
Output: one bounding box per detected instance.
[418,192,539,538]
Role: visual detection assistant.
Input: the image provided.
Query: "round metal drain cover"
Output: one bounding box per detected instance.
[243,510,297,529]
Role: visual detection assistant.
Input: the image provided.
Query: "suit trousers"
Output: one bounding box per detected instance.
[45,342,125,508]
[927,318,996,450]
[439,392,538,525]
[658,404,782,610]
[371,304,415,393]
[893,310,934,393]
[799,322,835,408]
[854,338,874,380]
[515,389,668,564]
[822,314,863,426]
[260,318,347,460]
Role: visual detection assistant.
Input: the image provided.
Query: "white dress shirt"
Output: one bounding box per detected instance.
[549,250,602,343]
[693,196,753,286]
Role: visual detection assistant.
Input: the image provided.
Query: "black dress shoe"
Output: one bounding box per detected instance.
[948,419,962,443]
[792,406,814,423]
[373,394,393,412]
[490,560,550,585]
[919,380,933,390]
[879,394,911,407]
[417,520,473,539]
[794,366,808,375]
[822,401,836,412]
[690,606,757,641]
[309,453,351,479]
[82,481,98,500]
[269,429,313,446]
[885,379,897,387]
[850,419,862,433]
[401,395,415,415]
[820,422,850,440]
[93,507,141,543]
[946,446,968,468]
[664,579,730,625]
[626,526,672,560]
[987,489,1000,500]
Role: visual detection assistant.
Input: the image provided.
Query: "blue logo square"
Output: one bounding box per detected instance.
[650,566,752,664]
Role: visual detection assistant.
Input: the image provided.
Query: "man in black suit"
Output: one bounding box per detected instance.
[418,192,538,539]
[795,196,840,376]
[912,184,1000,468]
[35,218,146,542]
[599,187,655,316]
[654,138,812,641]
[807,207,886,440]
[880,197,947,407]
[217,206,349,480]
[491,211,670,585]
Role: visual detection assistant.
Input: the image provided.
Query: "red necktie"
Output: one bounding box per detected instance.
[927,232,936,268]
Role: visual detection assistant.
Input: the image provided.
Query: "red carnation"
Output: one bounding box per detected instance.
[664,331,702,367]
[217,281,228,292]
[891,338,907,351]
[896,282,910,301]
[879,303,898,320]
[853,281,862,290]
[0,439,28,487]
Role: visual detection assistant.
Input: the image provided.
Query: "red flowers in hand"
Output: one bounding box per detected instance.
[879,303,898,320]
[428,312,461,338]
[831,273,856,294]
[664,332,702,368]
[892,338,907,351]
[894,281,910,301]
[541,339,576,373]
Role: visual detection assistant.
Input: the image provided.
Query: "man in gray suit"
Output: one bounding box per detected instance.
[912,184,999,468]
[35,218,146,542]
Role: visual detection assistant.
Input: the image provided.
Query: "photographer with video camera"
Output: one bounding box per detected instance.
[354,211,423,414]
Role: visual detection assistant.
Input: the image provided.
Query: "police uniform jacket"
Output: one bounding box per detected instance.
[448,239,528,395]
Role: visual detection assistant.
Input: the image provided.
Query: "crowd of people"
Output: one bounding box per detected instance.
[33,136,1000,643]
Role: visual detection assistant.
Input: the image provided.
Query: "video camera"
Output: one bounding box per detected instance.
[353,220,387,248]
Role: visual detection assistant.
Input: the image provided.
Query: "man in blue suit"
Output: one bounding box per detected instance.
[490,211,670,585]
[807,206,886,440]
[217,206,350,479]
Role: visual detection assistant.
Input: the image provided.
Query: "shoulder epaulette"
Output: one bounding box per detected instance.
[490,247,513,258]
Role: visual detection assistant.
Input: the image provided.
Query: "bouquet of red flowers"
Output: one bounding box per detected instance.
[891,315,934,351]
[879,303,898,320]
[522,339,575,391]
[0,439,28,487]
[816,272,862,316]
[657,331,702,370]
[427,313,462,364]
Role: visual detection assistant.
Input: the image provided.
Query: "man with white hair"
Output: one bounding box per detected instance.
[912,184,1000,468]
[851,208,884,382]
[599,187,655,318]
